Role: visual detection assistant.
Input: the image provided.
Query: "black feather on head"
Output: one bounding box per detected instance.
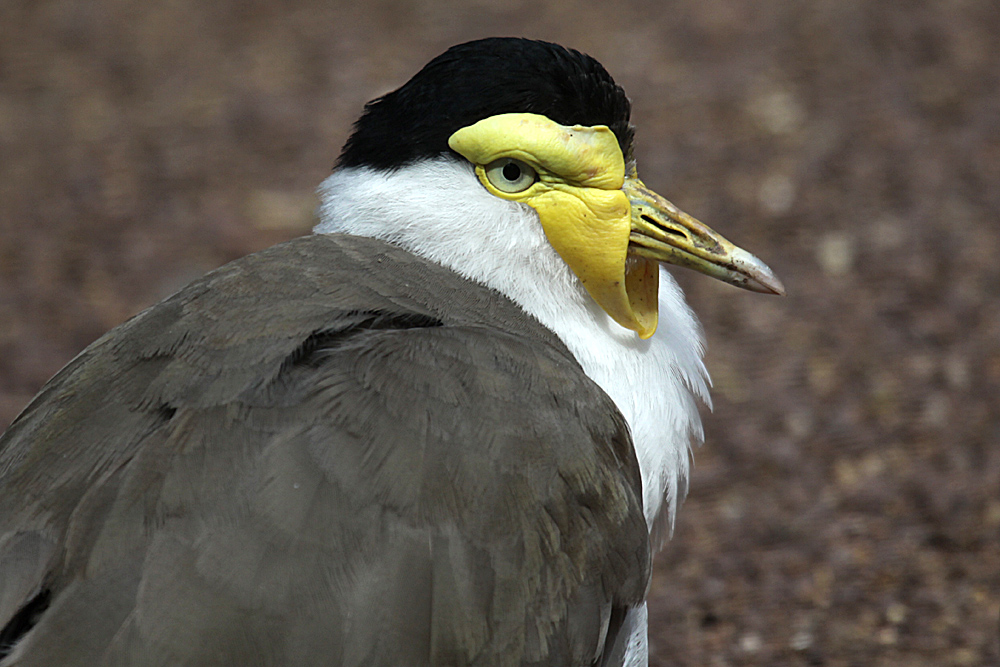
[337,38,634,171]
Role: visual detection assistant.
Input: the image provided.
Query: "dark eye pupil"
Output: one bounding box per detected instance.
[502,162,522,182]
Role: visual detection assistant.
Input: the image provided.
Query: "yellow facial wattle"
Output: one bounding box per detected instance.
[448,112,785,340]
[448,113,660,338]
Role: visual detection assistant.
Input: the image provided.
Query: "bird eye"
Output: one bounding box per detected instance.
[484,158,538,194]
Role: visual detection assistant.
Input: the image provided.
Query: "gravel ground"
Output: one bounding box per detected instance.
[1,1,997,665]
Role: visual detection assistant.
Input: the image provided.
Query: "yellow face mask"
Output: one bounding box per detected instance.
[449,113,783,339]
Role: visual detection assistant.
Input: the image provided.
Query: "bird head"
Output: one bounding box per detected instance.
[334,38,784,339]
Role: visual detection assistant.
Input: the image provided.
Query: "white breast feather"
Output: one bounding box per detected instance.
[315,158,711,537]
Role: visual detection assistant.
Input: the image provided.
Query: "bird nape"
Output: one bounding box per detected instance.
[0,38,782,666]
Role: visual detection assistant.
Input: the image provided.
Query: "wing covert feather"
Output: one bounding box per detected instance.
[0,235,649,666]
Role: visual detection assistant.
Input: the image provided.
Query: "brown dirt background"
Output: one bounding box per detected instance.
[1,1,997,665]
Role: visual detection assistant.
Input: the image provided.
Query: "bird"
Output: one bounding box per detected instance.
[0,38,783,666]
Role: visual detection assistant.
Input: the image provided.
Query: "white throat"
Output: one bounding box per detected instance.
[315,158,710,537]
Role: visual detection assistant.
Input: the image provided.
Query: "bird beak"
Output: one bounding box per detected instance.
[624,176,785,296]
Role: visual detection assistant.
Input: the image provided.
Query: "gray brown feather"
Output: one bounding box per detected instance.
[0,235,649,666]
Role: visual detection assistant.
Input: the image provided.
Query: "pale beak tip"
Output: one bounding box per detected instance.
[733,247,786,296]
[749,271,786,296]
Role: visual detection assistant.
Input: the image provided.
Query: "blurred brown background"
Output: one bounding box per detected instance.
[1,1,997,665]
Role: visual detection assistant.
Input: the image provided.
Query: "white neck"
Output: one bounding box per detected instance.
[315,158,710,538]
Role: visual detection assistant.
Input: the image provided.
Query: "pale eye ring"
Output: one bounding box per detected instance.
[484,158,538,193]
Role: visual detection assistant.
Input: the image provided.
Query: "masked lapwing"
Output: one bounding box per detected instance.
[0,38,783,666]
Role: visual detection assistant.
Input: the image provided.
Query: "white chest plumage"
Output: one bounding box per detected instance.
[316,158,711,538]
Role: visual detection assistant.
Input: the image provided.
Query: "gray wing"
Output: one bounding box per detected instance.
[0,235,650,666]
